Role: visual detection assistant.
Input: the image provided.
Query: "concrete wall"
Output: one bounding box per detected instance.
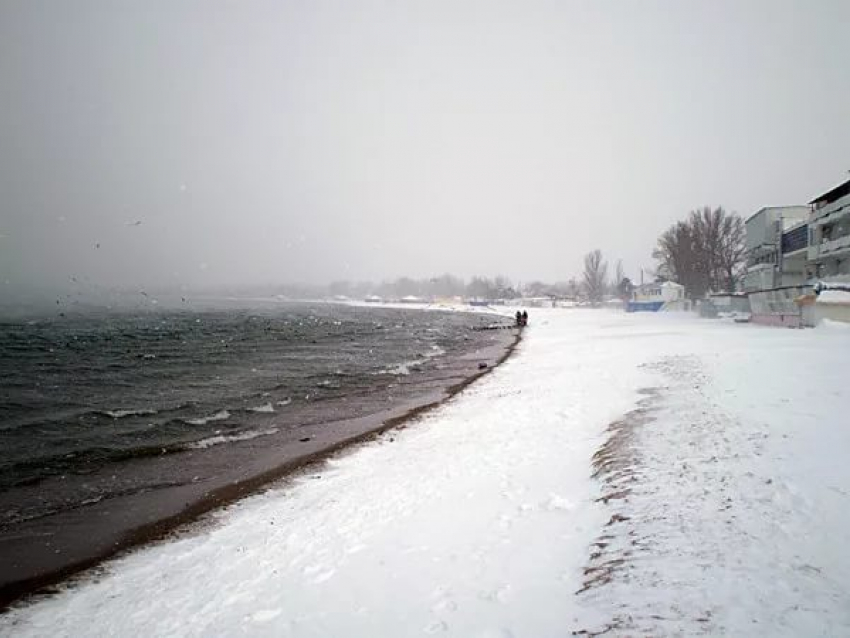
[748,285,813,328]
[746,209,777,251]
[779,251,807,287]
[743,264,776,292]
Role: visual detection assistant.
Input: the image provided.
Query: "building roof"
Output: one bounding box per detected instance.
[809,177,850,206]
[744,205,808,224]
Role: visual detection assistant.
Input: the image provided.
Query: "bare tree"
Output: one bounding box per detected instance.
[493,275,518,299]
[714,212,747,292]
[583,249,608,305]
[613,259,625,295]
[522,280,551,297]
[653,207,746,297]
[428,273,465,298]
[617,277,635,301]
[466,276,500,300]
[653,221,707,298]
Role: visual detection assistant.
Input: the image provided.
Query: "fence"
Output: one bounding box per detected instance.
[746,285,814,327]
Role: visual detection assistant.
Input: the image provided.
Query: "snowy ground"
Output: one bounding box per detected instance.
[3,310,850,637]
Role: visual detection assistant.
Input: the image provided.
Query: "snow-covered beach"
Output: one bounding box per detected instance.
[3,310,849,637]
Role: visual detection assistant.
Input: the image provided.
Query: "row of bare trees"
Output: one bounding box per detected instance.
[543,207,746,306]
[581,250,638,304]
[326,275,520,300]
[653,207,746,298]
[324,267,627,303]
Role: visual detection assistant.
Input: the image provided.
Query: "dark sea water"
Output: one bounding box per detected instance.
[0,302,502,495]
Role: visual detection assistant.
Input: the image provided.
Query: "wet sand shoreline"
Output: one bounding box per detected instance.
[0,325,521,611]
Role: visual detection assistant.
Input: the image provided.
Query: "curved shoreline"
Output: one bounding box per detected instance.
[0,325,522,611]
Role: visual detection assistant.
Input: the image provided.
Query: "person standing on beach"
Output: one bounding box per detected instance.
[516,310,523,327]
[521,310,528,326]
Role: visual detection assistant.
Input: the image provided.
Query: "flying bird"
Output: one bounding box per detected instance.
[127,220,142,227]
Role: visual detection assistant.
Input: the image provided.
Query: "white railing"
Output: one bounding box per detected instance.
[812,192,850,221]
[820,234,850,256]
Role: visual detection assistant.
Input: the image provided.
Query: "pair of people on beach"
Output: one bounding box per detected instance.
[515,310,528,327]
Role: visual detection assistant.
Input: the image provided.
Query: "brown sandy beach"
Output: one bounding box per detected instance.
[0,323,521,611]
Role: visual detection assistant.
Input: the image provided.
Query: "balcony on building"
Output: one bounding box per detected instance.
[807,177,850,281]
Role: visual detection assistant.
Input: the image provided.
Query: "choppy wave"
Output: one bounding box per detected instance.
[378,362,418,376]
[184,410,231,426]
[0,444,183,491]
[247,402,275,413]
[99,408,158,419]
[185,428,279,450]
[1,305,505,503]
[377,345,446,376]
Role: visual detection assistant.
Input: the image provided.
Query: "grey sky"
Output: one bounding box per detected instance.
[2,0,849,296]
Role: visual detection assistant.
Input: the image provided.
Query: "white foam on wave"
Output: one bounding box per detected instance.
[185,428,278,450]
[185,410,231,426]
[276,398,292,407]
[427,344,446,357]
[248,402,275,413]
[379,362,415,376]
[102,409,158,419]
[377,344,446,376]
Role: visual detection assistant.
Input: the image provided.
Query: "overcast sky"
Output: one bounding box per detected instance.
[2,0,849,297]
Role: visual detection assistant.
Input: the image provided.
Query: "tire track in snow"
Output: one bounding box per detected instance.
[576,349,850,637]
[576,356,727,636]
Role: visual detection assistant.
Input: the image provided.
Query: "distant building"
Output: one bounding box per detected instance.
[627,281,690,312]
[740,176,850,327]
[743,206,810,292]
[806,177,850,283]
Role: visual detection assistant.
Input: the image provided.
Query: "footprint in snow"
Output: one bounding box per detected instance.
[251,609,282,623]
[345,543,367,555]
[478,584,512,604]
[312,568,335,584]
[424,620,449,634]
[545,494,574,511]
[431,597,457,613]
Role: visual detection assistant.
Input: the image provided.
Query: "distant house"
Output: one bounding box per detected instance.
[626,281,689,312]
[806,177,850,283]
